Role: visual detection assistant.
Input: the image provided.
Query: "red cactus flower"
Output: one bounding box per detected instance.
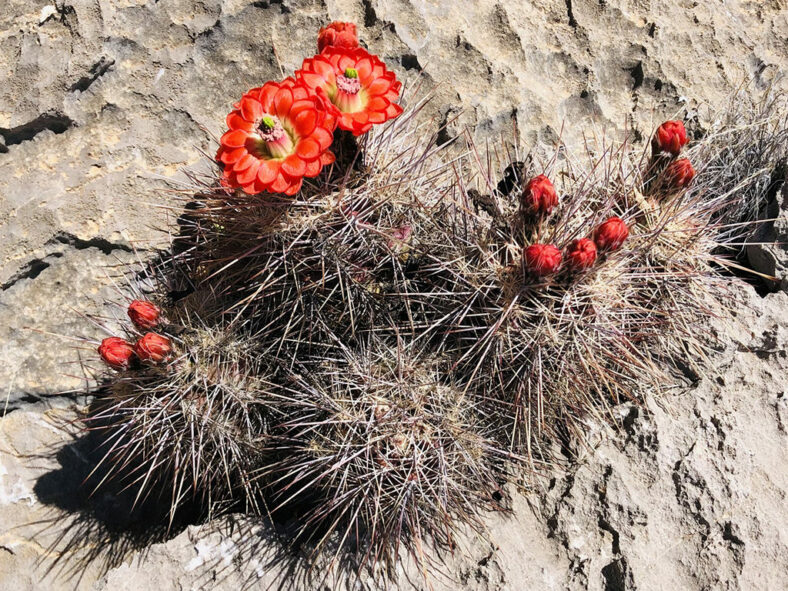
[296,47,403,136]
[522,174,558,215]
[524,244,562,277]
[128,299,160,329]
[134,332,172,363]
[216,78,337,196]
[594,217,629,251]
[664,158,695,189]
[98,337,135,369]
[651,120,688,156]
[318,21,359,53]
[565,238,597,270]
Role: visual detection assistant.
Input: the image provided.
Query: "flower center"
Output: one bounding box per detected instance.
[336,68,361,95]
[255,114,293,159]
[332,67,365,113]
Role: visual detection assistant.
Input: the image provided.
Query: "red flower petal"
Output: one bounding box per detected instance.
[236,160,261,185]
[313,127,333,150]
[296,137,321,160]
[323,111,339,131]
[338,113,354,131]
[292,85,310,101]
[366,77,390,96]
[368,110,386,124]
[274,87,294,116]
[270,172,291,193]
[337,54,354,71]
[240,97,263,122]
[227,112,254,131]
[290,98,314,113]
[367,96,388,111]
[304,158,321,177]
[282,154,307,177]
[234,153,257,172]
[259,83,279,110]
[242,180,259,194]
[320,151,336,165]
[311,58,336,81]
[385,102,403,118]
[257,159,279,184]
[218,146,247,164]
[300,70,328,89]
[356,57,373,80]
[293,107,318,137]
[353,123,373,136]
[283,178,303,196]
[352,110,370,125]
[221,129,248,148]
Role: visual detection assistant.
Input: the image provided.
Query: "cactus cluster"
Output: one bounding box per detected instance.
[84,21,768,579]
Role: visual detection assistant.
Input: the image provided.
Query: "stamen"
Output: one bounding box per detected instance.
[255,114,293,158]
[336,74,361,95]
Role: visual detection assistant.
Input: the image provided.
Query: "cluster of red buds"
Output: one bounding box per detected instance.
[650,119,695,190]
[524,216,629,277]
[217,21,403,196]
[98,300,173,369]
[519,118,693,279]
[516,172,630,278]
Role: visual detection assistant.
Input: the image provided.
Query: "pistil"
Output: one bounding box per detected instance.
[334,67,363,112]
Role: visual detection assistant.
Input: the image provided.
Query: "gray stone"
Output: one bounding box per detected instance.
[0,241,136,411]
[0,408,106,590]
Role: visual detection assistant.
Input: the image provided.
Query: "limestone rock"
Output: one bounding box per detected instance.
[0,409,106,591]
[0,241,136,411]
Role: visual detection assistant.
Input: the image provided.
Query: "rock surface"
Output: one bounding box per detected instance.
[1,0,788,589]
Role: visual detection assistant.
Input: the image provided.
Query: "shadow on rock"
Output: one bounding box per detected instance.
[29,407,198,584]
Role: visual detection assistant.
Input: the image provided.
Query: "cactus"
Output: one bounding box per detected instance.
[81,21,788,580]
[259,338,509,571]
[89,314,284,523]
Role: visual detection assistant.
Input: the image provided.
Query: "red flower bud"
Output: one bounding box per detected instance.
[565,238,597,270]
[134,332,172,363]
[524,244,562,276]
[522,174,558,215]
[317,21,359,53]
[651,120,688,156]
[664,158,695,189]
[594,217,629,251]
[128,299,161,329]
[387,224,412,250]
[98,337,135,369]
